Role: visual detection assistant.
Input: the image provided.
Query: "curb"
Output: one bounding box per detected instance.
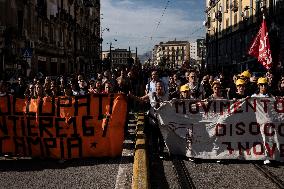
[132,113,149,189]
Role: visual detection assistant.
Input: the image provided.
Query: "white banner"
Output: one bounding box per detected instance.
[155,98,284,161]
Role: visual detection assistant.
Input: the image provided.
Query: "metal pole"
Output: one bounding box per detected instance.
[110,42,112,72]
[135,47,137,64]
[74,1,77,73]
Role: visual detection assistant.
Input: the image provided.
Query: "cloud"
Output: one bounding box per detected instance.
[101,0,205,54]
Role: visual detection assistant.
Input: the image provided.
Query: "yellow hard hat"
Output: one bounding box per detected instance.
[235,79,245,86]
[180,85,190,92]
[257,77,268,84]
[241,70,251,78]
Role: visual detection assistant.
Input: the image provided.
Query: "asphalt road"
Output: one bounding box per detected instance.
[150,154,284,189]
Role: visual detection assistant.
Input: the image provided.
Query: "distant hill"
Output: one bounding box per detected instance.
[138,51,152,64]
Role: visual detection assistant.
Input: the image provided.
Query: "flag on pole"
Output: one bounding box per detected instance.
[248,19,273,70]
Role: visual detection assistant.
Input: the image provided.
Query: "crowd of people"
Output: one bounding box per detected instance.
[0,69,142,98]
[1,67,283,164]
[139,69,284,106]
[1,67,283,108]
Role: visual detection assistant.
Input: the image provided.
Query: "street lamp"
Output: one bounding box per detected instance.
[106,39,117,72]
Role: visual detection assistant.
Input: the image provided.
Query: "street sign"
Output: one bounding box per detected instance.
[22,48,33,58]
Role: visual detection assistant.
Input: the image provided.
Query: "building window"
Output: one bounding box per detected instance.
[226,18,229,28]
[225,0,229,10]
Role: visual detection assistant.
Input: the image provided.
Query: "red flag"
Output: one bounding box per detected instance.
[248,19,273,70]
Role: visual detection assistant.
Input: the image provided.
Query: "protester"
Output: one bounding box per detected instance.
[168,76,179,99]
[145,70,160,94]
[13,77,27,98]
[179,84,190,99]
[208,81,225,99]
[230,79,247,100]
[275,78,284,97]
[185,69,205,99]
[251,77,272,98]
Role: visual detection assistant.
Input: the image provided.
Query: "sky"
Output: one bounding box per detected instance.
[101,0,206,55]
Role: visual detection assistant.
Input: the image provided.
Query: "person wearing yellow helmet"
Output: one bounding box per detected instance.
[241,70,251,79]
[179,84,190,99]
[251,77,272,97]
[230,79,247,100]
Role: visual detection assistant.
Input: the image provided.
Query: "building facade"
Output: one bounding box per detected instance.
[152,40,190,69]
[205,0,284,74]
[0,0,100,79]
[102,48,138,70]
[189,39,206,68]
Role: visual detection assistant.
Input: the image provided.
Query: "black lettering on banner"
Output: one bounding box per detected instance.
[60,138,65,159]
[253,142,264,155]
[201,101,212,113]
[38,97,56,116]
[220,101,230,115]
[67,117,79,137]
[274,99,284,113]
[188,101,199,114]
[27,116,38,137]
[265,142,276,158]
[235,122,245,135]
[20,117,26,136]
[67,137,82,159]
[0,95,11,115]
[57,97,72,117]
[222,142,234,154]
[55,118,67,137]
[0,136,10,154]
[264,123,275,136]
[229,124,233,136]
[280,144,284,157]
[249,122,261,135]
[12,96,24,115]
[278,123,284,137]
[216,124,226,136]
[175,101,179,113]
[0,116,8,135]
[238,142,251,155]
[43,138,57,157]
[260,99,270,113]
[39,117,54,137]
[246,99,256,112]
[82,116,95,136]
[74,95,90,116]
[14,136,27,156]
[26,137,44,157]
[8,116,20,136]
[182,101,186,114]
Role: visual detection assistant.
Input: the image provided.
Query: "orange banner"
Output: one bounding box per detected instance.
[0,94,128,159]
